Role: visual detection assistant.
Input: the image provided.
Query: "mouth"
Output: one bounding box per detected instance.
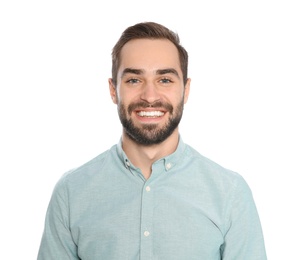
[136,110,165,118]
[128,101,172,122]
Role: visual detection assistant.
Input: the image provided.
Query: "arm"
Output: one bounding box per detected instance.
[221,176,267,259]
[37,177,80,260]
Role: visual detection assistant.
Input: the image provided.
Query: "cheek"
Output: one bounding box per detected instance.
[118,90,140,106]
[168,92,185,105]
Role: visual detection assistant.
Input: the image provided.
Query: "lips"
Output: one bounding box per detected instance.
[128,101,173,115]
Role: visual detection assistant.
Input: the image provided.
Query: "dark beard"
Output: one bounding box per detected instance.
[118,100,184,146]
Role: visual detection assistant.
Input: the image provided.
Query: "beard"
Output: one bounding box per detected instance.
[117,99,184,146]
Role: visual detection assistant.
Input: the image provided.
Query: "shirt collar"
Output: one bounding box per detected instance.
[116,135,186,172]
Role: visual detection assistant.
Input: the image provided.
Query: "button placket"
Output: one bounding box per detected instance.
[140,183,154,260]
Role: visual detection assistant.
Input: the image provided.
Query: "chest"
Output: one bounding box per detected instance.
[69,178,225,260]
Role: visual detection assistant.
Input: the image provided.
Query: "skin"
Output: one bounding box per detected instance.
[109,39,191,179]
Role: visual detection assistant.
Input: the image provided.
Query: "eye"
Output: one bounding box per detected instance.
[126,78,140,84]
[159,78,173,84]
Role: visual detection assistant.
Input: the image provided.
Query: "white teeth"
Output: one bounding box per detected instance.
[137,111,164,117]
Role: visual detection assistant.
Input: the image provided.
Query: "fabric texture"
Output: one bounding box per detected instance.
[38,137,267,260]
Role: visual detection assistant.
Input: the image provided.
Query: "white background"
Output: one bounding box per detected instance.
[1,0,295,259]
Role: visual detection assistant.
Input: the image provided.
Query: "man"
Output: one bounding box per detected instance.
[38,22,267,259]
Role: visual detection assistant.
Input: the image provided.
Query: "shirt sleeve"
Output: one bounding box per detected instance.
[37,176,80,260]
[221,176,267,259]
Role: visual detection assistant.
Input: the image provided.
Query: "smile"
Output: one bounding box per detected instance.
[137,111,165,117]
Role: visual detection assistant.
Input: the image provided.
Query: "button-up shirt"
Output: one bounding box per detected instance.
[38,137,267,259]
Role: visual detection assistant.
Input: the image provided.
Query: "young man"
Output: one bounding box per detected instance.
[38,22,267,259]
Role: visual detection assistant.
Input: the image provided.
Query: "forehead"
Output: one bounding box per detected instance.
[119,39,180,72]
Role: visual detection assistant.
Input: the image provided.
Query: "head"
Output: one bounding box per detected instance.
[109,22,190,146]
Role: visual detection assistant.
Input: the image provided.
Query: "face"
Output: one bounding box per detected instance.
[109,39,190,145]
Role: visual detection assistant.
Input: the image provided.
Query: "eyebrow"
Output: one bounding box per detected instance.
[121,68,143,79]
[121,68,180,79]
[156,68,180,79]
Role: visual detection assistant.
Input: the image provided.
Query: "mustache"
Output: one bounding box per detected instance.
[127,101,173,115]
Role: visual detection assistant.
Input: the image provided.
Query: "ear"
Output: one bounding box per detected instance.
[183,78,191,104]
[108,78,117,104]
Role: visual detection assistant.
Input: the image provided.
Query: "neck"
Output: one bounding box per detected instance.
[122,130,179,179]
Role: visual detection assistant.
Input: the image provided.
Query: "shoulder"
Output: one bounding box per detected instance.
[183,143,250,192]
[56,144,117,189]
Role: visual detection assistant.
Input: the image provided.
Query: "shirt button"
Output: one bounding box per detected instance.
[144,231,150,237]
[166,163,172,170]
[125,160,130,168]
[145,186,151,192]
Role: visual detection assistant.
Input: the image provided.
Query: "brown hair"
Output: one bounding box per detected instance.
[111,22,188,86]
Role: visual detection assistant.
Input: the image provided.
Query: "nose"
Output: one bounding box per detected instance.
[140,82,160,104]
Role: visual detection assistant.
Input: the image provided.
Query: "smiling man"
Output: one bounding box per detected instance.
[38,22,267,260]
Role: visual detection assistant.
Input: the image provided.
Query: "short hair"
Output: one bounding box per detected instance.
[111,22,188,86]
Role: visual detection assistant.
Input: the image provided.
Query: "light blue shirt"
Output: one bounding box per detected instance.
[38,137,267,259]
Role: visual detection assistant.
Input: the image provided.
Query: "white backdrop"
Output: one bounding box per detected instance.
[1,0,295,259]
